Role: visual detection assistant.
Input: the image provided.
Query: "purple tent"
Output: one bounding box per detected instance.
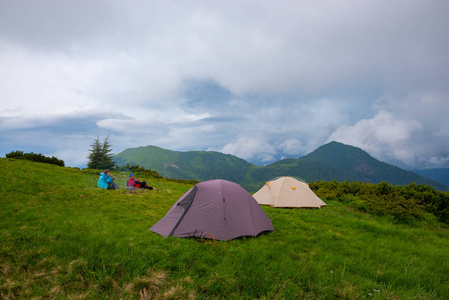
[150,179,275,241]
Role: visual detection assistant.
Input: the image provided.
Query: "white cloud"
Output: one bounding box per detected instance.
[221,136,276,162]
[277,139,305,156]
[328,110,424,166]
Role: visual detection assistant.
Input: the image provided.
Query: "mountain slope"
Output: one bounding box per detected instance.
[302,142,448,188]
[412,168,449,187]
[114,142,449,192]
[114,146,254,183]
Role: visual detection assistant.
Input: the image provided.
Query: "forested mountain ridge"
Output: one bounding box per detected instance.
[412,168,449,187]
[114,146,252,183]
[302,142,439,186]
[113,142,449,192]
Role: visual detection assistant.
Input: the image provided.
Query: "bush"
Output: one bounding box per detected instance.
[6,151,65,167]
[116,164,199,185]
[362,192,423,222]
[117,164,163,179]
[311,180,449,224]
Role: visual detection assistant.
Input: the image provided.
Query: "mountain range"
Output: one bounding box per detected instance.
[113,141,449,193]
[411,168,449,188]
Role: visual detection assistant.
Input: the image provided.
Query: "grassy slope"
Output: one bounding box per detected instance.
[1,158,449,299]
[114,146,181,173]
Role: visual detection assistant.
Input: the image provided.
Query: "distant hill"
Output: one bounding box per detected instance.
[412,168,449,187]
[301,142,448,187]
[114,145,253,183]
[114,142,449,192]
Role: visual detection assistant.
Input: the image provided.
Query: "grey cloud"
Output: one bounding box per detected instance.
[0,0,132,52]
[1,1,448,168]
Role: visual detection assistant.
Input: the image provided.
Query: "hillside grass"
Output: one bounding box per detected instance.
[1,158,449,299]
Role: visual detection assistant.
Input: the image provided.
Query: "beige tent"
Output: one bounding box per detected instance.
[253,176,326,208]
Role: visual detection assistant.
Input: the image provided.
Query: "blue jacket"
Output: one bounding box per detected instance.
[97,172,112,189]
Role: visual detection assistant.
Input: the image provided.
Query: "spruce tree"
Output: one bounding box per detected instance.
[87,136,115,170]
[100,135,115,169]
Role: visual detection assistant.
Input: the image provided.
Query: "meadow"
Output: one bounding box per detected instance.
[1,158,449,299]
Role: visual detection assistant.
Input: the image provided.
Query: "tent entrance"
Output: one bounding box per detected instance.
[169,186,198,236]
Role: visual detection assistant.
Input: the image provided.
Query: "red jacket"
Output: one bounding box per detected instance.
[127,178,141,188]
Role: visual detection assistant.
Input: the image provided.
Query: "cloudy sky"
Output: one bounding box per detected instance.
[1,0,449,169]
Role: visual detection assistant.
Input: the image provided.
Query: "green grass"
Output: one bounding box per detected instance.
[1,158,449,299]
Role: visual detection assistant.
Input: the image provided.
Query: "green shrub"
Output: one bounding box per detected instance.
[117,164,163,179]
[116,164,199,185]
[363,192,423,222]
[5,150,65,167]
[311,180,449,224]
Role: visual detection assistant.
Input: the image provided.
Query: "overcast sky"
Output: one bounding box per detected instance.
[1,0,449,169]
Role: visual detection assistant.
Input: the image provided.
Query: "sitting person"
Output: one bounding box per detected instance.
[127,174,159,190]
[97,169,119,190]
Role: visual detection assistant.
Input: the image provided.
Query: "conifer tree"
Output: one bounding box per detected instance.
[87,135,115,169]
